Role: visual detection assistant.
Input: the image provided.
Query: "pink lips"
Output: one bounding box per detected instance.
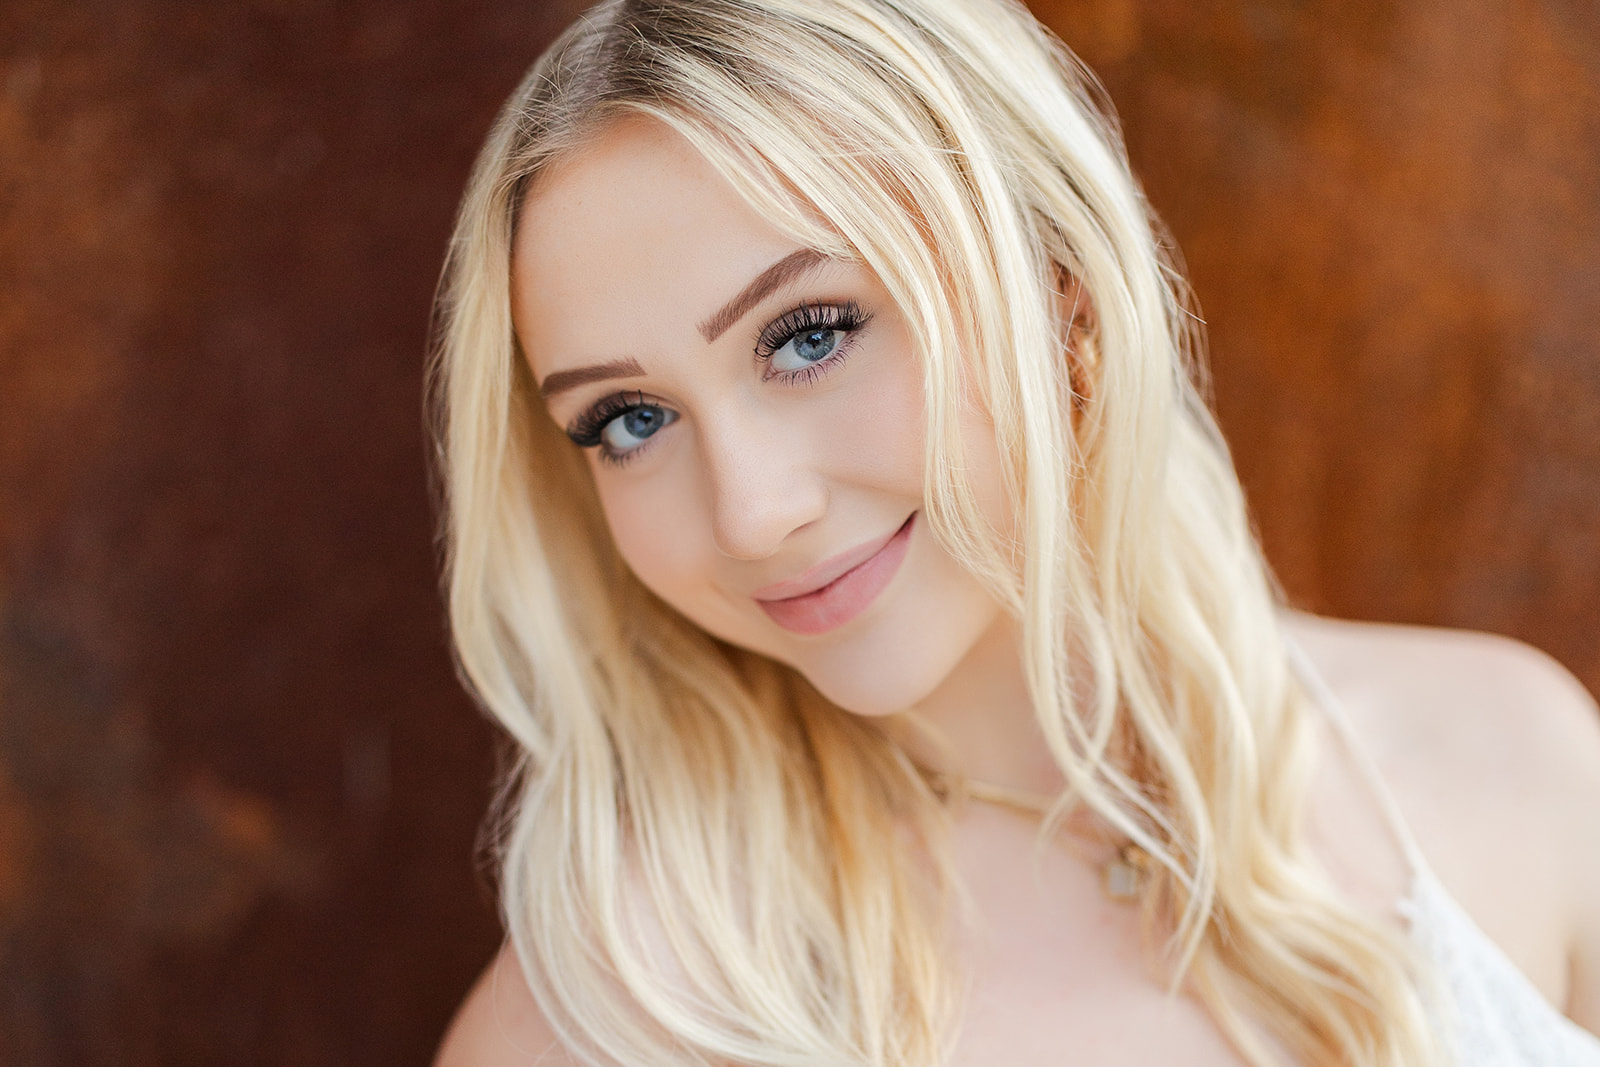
[752,513,916,636]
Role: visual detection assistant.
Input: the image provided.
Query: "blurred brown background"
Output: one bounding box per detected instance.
[1,0,1595,1063]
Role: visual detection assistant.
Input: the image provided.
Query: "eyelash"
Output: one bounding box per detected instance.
[565,301,873,468]
[566,388,654,451]
[755,300,870,384]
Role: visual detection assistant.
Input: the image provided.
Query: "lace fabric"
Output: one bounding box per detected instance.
[1285,637,1600,1066]
[1400,865,1600,1065]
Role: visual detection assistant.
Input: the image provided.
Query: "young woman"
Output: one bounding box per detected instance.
[428,0,1600,1063]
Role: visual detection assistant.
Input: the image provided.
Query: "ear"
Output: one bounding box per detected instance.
[1052,265,1098,410]
[1054,265,1096,335]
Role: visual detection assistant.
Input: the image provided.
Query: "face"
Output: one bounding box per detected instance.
[512,117,1008,716]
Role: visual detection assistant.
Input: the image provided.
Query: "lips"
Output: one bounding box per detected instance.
[752,513,916,635]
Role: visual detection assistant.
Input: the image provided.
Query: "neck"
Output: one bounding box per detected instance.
[886,615,1068,799]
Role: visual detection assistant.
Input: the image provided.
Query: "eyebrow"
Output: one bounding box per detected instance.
[535,248,832,401]
[697,248,831,343]
[538,356,647,400]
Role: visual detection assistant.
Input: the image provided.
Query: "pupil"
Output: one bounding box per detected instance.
[794,329,835,362]
[623,407,660,438]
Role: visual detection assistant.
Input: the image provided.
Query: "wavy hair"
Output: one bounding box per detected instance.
[429,0,1439,1063]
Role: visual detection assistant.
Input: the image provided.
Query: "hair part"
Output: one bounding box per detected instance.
[430,1,1440,1063]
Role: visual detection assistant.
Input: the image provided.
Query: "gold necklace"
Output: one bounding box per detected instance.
[952,777,1151,902]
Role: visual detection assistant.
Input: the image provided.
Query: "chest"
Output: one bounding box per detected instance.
[945,809,1252,1066]
[940,716,1576,1066]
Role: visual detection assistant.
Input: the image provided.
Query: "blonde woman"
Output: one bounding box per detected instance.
[428,1,1600,1063]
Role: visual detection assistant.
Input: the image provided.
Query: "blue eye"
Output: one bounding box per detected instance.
[769,327,842,373]
[756,301,871,382]
[600,403,676,455]
[565,390,679,466]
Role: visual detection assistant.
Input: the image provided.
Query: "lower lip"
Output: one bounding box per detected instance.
[756,513,916,636]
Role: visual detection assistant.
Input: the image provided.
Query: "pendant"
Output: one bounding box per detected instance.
[1103,843,1147,901]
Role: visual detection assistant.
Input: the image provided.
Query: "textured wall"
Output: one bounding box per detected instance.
[1032,0,1600,686]
[0,1,587,1062]
[0,1,1595,1064]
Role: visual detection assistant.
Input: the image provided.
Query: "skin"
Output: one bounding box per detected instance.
[510,114,1055,789]
[436,117,1600,1065]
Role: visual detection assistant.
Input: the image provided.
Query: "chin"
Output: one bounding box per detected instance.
[777,590,1003,718]
[798,658,941,718]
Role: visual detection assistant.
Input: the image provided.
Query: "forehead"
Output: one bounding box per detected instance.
[511,117,802,376]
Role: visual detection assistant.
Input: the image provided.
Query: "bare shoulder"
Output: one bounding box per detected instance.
[435,944,578,1067]
[1283,611,1600,1017]
[1280,611,1600,801]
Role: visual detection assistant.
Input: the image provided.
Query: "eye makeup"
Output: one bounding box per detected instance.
[563,297,875,467]
[565,389,664,445]
[755,300,871,383]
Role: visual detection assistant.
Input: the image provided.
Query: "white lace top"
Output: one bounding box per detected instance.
[1288,640,1600,1066]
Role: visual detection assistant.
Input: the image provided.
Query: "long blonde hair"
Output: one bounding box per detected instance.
[430,0,1438,1063]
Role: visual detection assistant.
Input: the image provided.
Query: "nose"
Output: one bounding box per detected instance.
[698,404,828,560]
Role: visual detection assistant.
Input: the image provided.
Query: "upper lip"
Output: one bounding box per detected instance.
[750,515,912,602]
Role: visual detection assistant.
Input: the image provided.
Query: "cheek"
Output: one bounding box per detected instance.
[807,331,926,496]
[960,406,1015,541]
[590,448,752,645]
[593,462,706,600]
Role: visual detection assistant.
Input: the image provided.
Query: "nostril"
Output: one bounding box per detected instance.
[698,408,829,561]
[710,474,829,561]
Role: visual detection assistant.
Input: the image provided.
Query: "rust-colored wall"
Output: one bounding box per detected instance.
[0,1,1595,1064]
[1032,0,1600,686]
[0,1,587,1062]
